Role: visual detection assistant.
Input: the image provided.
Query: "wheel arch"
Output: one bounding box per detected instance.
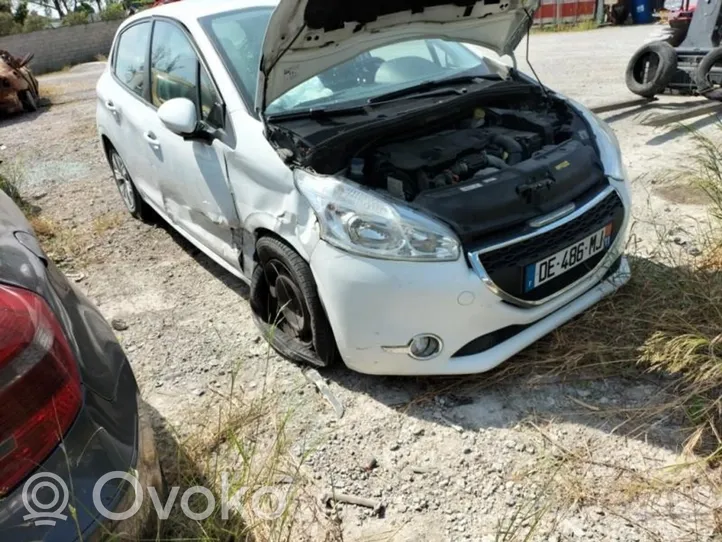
[100,134,114,165]
[240,210,320,273]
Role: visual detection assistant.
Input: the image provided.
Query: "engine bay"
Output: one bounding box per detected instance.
[341,95,608,241]
[266,85,608,242]
[352,103,579,201]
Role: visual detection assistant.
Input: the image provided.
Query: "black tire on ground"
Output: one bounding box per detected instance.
[625,41,678,98]
[250,235,337,367]
[694,47,722,95]
[107,146,154,221]
[18,89,37,112]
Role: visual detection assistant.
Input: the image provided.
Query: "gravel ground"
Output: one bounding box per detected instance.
[3,27,722,541]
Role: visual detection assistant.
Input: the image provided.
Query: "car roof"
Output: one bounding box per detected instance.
[128,0,278,25]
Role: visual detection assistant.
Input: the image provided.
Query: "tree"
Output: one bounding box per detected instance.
[0,1,21,36]
[13,2,28,25]
[100,1,124,20]
[73,1,93,14]
[26,0,64,18]
[61,9,88,24]
[23,11,48,31]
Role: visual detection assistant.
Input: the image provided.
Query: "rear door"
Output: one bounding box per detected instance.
[142,18,242,269]
[96,20,164,211]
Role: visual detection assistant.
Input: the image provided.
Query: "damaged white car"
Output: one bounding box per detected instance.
[96,0,631,375]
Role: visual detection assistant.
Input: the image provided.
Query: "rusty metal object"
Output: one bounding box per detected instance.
[0,50,39,115]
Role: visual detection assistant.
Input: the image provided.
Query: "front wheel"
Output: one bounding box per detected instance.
[250,236,337,367]
[108,147,154,221]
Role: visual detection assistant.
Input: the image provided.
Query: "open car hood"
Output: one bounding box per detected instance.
[257,0,538,112]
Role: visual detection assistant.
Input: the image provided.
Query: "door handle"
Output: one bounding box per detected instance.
[105,100,117,112]
[143,131,160,147]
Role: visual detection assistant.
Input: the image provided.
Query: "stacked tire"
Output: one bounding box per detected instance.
[694,47,722,99]
[625,41,678,97]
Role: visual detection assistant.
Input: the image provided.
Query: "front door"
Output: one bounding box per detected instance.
[143,19,242,270]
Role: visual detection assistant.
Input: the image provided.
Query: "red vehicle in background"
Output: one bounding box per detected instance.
[661,0,697,46]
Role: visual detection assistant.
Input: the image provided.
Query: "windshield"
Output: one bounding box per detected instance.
[201,8,507,115]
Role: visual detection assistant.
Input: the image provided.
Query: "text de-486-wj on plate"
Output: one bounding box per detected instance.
[525,224,612,291]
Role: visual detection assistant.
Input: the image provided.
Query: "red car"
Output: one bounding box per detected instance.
[665,0,696,46]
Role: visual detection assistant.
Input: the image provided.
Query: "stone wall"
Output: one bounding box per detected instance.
[0,21,123,75]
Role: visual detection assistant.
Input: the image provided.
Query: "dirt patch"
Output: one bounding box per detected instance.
[655,182,712,206]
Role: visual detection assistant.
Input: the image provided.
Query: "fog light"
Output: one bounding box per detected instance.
[408,334,443,360]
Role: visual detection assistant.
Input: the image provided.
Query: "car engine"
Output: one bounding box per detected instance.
[265,84,608,242]
[341,100,607,241]
[355,106,575,201]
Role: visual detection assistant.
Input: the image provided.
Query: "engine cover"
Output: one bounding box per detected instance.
[373,129,493,174]
[411,139,608,243]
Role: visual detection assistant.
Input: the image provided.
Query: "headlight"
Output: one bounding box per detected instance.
[568,99,629,183]
[295,170,460,262]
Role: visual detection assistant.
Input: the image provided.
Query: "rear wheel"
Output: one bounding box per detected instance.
[250,236,337,367]
[108,147,153,221]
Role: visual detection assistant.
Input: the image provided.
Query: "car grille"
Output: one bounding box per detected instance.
[470,190,625,303]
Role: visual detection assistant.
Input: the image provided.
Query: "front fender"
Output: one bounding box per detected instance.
[241,188,321,272]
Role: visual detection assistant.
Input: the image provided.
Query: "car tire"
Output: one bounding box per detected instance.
[107,146,154,222]
[18,89,38,112]
[250,235,337,367]
[625,41,677,97]
[694,47,722,95]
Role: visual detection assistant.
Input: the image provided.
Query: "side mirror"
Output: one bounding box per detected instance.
[157,98,198,135]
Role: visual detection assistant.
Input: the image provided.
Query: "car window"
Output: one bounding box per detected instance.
[114,22,151,98]
[200,8,273,108]
[200,66,223,127]
[266,39,491,115]
[201,8,503,115]
[150,20,199,108]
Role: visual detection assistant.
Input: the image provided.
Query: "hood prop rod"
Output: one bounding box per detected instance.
[523,9,548,97]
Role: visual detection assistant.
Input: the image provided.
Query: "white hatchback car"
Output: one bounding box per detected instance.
[96,0,631,375]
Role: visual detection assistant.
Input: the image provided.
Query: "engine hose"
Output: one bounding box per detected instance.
[486,154,508,169]
[491,134,523,165]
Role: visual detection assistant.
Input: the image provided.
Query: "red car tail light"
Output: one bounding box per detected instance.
[0,284,82,497]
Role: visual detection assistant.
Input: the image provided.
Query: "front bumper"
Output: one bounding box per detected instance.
[310,193,631,375]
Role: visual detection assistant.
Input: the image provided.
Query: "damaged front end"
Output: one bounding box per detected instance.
[0,50,39,115]
[265,75,628,306]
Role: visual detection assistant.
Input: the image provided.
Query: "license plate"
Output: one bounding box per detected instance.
[524,224,612,292]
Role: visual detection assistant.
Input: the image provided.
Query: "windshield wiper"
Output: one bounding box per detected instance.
[266,105,367,122]
[367,74,503,104]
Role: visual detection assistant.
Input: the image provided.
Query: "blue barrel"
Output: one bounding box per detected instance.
[632,0,655,24]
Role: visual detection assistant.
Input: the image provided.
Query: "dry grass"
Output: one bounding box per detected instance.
[494,244,722,459]
[0,159,29,212]
[92,211,124,235]
[154,354,333,542]
[28,215,57,238]
[476,119,722,461]
[40,84,65,105]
